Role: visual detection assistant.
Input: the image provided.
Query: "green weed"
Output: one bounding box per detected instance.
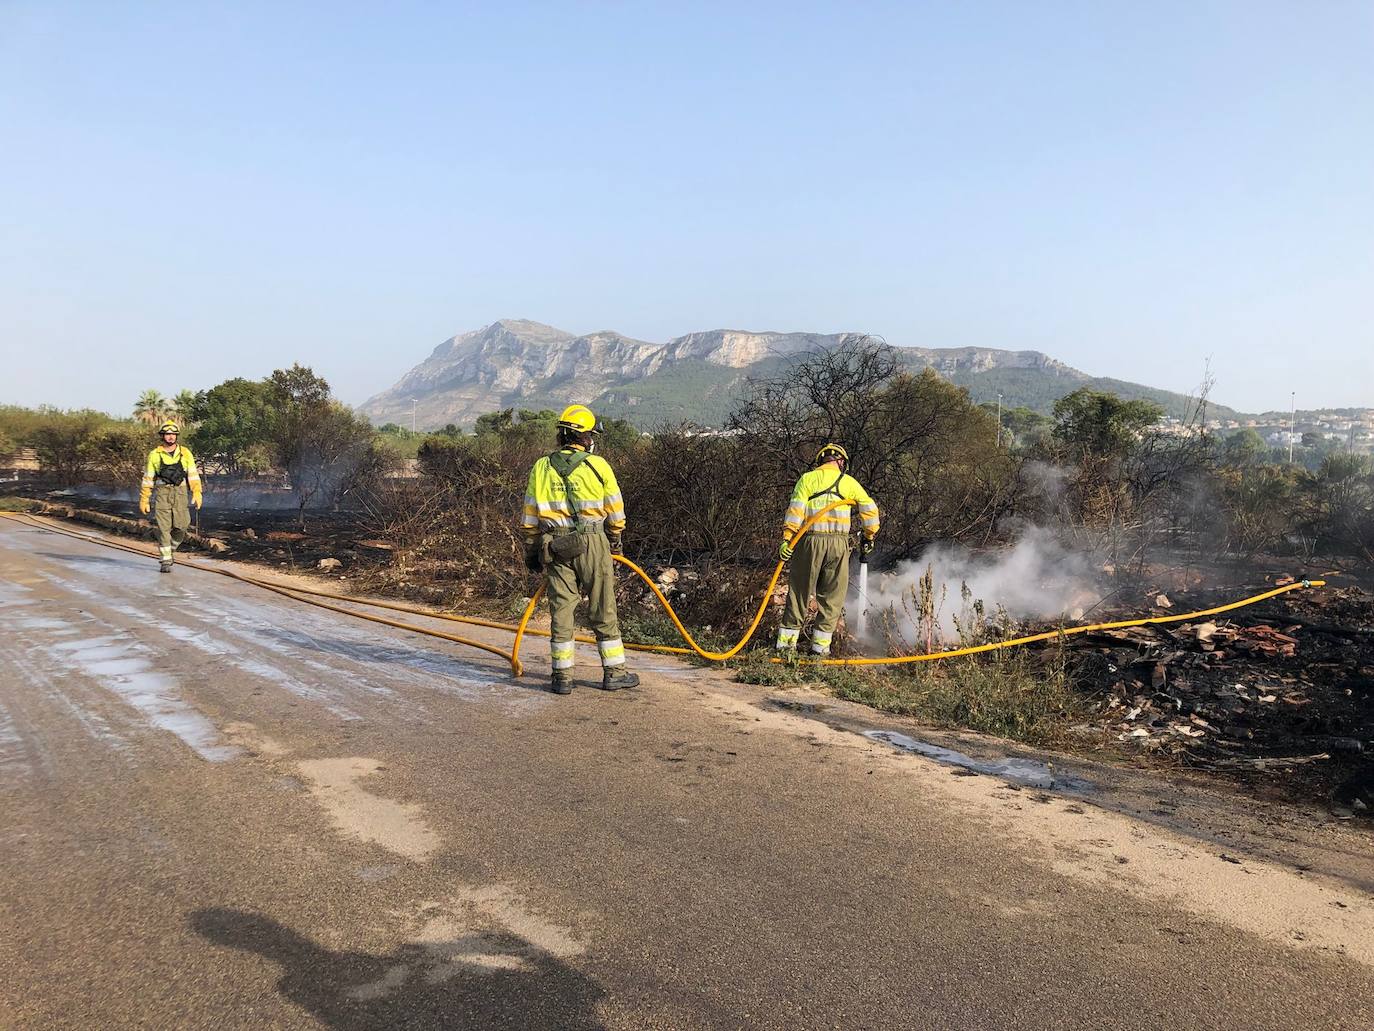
[829,648,1083,746]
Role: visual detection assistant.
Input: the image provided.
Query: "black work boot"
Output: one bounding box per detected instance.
[159,561,173,574]
[550,671,573,695]
[601,666,639,691]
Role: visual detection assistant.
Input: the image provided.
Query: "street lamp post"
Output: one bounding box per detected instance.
[1289,392,1296,464]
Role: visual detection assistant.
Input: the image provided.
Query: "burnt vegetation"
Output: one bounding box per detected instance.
[3,340,1371,803]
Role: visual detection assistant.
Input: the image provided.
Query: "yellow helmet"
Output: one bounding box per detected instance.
[159,421,181,435]
[557,404,600,434]
[816,442,849,464]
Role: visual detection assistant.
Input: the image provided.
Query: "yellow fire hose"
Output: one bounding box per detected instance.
[2,507,1326,680]
[512,500,1326,668]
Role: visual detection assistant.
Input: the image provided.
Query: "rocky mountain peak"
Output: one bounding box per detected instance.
[359,319,1085,430]
[664,329,867,367]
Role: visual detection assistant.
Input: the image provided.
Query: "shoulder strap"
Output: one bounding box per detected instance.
[153,447,189,485]
[548,448,591,479]
[582,455,606,487]
[549,449,605,485]
[548,449,593,526]
[808,470,846,502]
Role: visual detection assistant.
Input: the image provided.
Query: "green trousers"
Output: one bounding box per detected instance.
[544,529,626,672]
[153,484,190,562]
[778,532,850,654]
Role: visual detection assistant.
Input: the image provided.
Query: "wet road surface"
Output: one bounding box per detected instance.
[3,518,1374,1029]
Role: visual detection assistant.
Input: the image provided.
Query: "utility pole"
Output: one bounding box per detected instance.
[1288,392,1296,464]
[996,393,1003,448]
[410,398,418,435]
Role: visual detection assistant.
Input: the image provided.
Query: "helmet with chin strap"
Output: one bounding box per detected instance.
[557,404,601,434]
[556,404,602,452]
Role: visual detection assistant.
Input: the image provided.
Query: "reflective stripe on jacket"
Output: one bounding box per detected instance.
[781,464,879,540]
[140,446,202,508]
[521,447,626,542]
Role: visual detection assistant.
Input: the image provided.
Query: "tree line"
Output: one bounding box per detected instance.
[2,365,392,528]
[4,341,1371,568]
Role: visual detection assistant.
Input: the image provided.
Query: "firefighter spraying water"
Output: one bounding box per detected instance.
[775,443,880,657]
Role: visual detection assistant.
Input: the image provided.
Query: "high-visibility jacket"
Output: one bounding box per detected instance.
[140,445,202,508]
[782,463,879,541]
[521,446,626,542]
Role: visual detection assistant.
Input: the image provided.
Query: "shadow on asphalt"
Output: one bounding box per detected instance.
[190,907,606,1030]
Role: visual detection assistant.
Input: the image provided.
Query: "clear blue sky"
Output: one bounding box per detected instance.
[3,1,1371,415]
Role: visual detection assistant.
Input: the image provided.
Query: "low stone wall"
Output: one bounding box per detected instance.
[32,501,228,553]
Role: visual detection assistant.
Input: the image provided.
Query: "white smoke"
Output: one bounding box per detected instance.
[855,527,1101,648]
[1020,459,1072,506]
[202,484,305,510]
[48,485,136,504]
[49,482,323,512]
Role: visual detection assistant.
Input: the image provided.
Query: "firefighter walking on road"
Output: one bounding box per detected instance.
[521,405,639,695]
[139,421,202,573]
[776,443,879,657]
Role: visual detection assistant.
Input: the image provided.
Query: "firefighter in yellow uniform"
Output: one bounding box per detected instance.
[521,405,639,695]
[139,421,202,573]
[776,443,879,656]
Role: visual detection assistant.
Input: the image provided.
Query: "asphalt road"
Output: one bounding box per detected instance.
[3,516,1374,1030]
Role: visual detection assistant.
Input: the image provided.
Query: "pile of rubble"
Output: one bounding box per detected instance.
[622,563,770,631]
[1063,583,1374,795]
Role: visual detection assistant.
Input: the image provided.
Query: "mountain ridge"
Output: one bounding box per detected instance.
[360,319,1234,430]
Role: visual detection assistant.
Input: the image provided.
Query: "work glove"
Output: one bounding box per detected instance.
[779,539,794,561]
[860,536,875,558]
[192,493,203,510]
[523,544,543,574]
[607,531,624,556]
[139,499,150,516]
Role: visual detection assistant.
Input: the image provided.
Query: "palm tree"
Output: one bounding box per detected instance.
[134,390,167,426]
[170,389,198,427]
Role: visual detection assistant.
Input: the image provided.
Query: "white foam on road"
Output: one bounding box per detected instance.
[33,545,530,713]
[632,661,695,679]
[134,612,363,720]
[863,730,1091,791]
[46,634,240,762]
[34,566,366,719]
[0,698,30,781]
[0,578,34,604]
[3,604,132,753]
[205,593,516,698]
[9,520,547,734]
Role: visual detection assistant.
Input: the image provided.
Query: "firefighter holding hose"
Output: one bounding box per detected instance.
[520,405,639,695]
[776,443,879,657]
[138,421,202,573]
